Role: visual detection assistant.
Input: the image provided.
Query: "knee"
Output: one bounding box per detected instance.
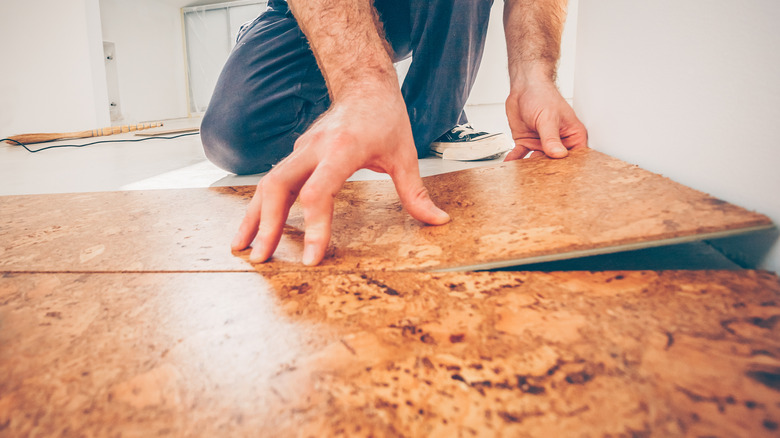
[200,110,293,175]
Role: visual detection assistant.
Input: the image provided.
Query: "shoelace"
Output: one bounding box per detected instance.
[450,123,479,139]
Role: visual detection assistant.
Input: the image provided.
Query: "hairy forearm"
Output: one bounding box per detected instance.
[287,0,398,101]
[504,0,567,86]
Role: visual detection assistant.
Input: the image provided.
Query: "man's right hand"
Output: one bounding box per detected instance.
[231,85,450,266]
[231,0,449,266]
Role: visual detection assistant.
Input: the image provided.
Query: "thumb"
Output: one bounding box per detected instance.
[390,162,450,226]
[504,145,531,162]
[537,113,569,159]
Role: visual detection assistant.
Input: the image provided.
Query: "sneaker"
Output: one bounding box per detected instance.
[430,124,513,161]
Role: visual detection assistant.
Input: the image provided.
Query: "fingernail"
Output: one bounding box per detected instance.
[434,207,451,224]
[249,243,265,263]
[302,244,317,266]
[552,144,567,155]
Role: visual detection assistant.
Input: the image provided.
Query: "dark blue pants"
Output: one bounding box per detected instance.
[201,0,494,175]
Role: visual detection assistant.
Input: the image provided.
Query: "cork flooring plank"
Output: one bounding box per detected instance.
[0,149,772,273]
[1,270,779,436]
[0,186,254,272]
[271,149,772,272]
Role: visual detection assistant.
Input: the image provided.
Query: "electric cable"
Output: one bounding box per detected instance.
[0,132,200,153]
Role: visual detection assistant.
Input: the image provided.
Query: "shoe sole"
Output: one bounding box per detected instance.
[430,133,514,161]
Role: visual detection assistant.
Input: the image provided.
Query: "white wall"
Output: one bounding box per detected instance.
[574,0,780,272]
[99,0,190,123]
[0,0,110,137]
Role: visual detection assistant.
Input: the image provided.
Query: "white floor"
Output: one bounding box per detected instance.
[0,104,511,197]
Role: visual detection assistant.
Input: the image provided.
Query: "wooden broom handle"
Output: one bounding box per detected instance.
[4,122,164,145]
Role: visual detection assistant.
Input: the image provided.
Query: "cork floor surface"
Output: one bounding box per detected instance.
[1,270,779,437]
[2,149,779,436]
[0,149,773,273]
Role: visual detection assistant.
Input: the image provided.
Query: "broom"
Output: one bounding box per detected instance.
[4,122,164,145]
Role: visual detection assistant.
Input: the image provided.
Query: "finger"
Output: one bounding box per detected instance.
[388,154,450,226]
[298,158,357,266]
[563,123,589,150]
[235,149,309,253]
[504,144,531,162]
[231,182,264,250]
[250,151,316,263]
[537,113,569,159]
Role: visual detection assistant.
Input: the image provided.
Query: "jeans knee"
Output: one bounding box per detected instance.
[200,111,292,175]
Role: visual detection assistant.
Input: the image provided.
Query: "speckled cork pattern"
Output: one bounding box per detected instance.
[0,149,772,272]
[1,270,779,436]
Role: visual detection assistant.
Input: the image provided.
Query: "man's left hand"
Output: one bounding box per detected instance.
[504,81,588,161]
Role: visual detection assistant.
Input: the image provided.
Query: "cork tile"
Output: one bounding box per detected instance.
[1,270,779,436]
[267,149,772,271]
[0,186,254,272]
[0,149,772,273]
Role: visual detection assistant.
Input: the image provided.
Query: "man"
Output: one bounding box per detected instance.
[201,0,587,266]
